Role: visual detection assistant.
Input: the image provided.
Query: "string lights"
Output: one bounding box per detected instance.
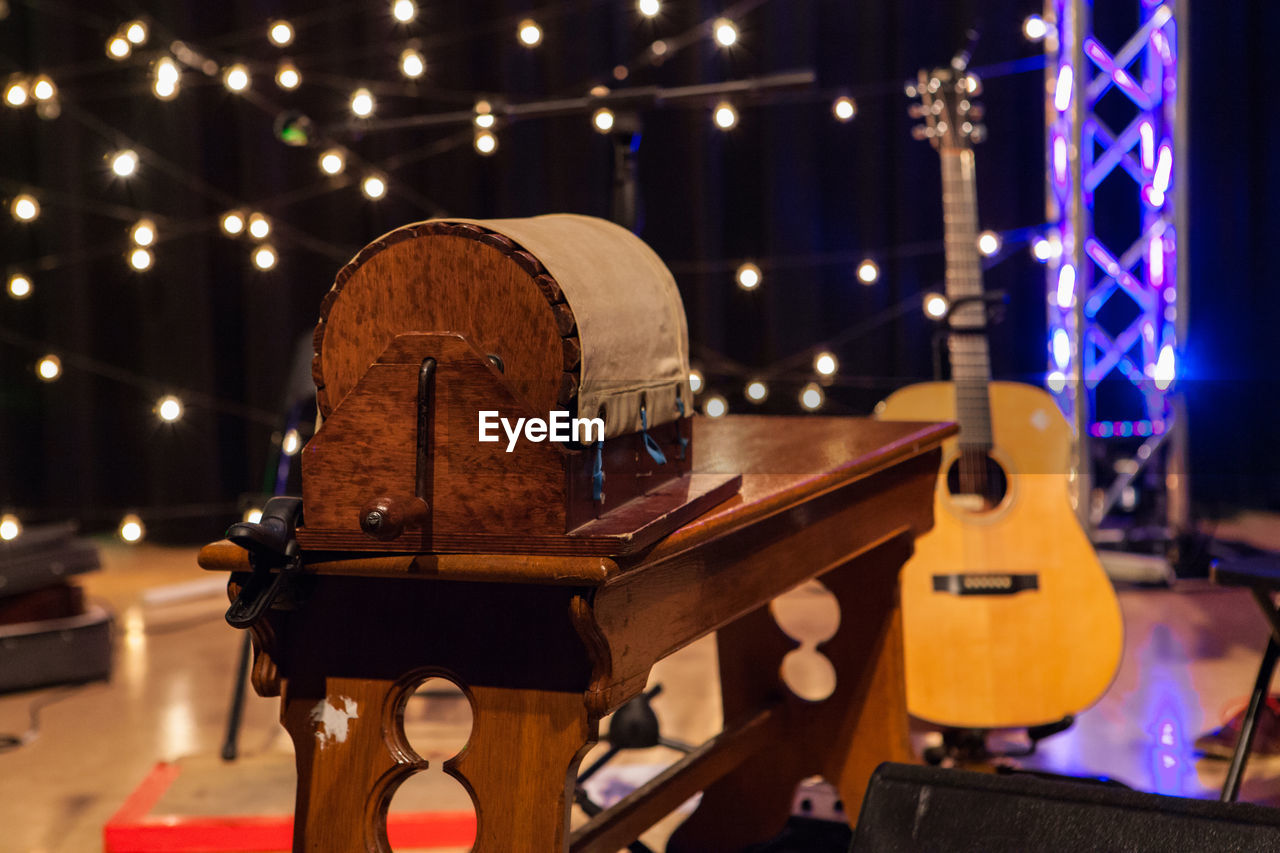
[268,20,295,47]
[392,0,417,24]
[275,61,301,90]
[252,244,278,270]
[713,102,737,129]
[713,18,738,47]
[350,88,375,118]
[10,194,39,221]
[223,64,250,93]
[518,19,543,47]
[156,395,183,422]
[36,355,61,381]
[0,1,1054,535]
[0,514,21,541]
[400,49,426,79]
[736,262,761,290]
[977,230,1001,256]
[247,212,271,240]
[110,149,138,177]
[118,513,145,543]
[152,57,180,100]
[129,247,154,271]
[7,273,32,299]
[319,149,346,175]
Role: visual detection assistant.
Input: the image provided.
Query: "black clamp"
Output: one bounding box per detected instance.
[224,496,305,629]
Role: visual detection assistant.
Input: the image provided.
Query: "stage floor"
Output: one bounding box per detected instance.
[3,529,1280,851]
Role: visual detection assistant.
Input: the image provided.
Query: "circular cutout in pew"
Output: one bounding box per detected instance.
[400,675,473,762]
[769,579,840,645]
[386,767,476,852]
[780,647,837,703]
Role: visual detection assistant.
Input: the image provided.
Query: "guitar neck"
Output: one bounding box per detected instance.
[939,148,992,451]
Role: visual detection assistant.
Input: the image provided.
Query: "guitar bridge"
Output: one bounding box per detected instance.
[932,573,1039,596]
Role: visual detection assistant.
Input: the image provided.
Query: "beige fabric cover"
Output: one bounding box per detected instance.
[444,215,691,439]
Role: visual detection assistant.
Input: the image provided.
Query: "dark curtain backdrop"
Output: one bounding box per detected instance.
[0,0,1260,538]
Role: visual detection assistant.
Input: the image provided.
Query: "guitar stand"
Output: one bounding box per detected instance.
[923,717,1075,766]
[573,683,693,853]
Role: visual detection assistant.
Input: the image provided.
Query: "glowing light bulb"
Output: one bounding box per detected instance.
[8,273,32,299]
[361,174,387,199]
[1023,15,1048,41]
[247,212,271,240]
[282,428,301,455]
[400,48,425,78]
[1032,238,1051,261]
[1056,264,1076,308]
[745,380,768,403]
[814,351,838,377]
[713,17,738,47]
[703,394,728,418]
[153,57,180,99]
[689,369,704,394]
[220,211,245,236]
[977,230,1001,256]
[1054,65,1073,112]
[592,108,615,133]
[129,247,153,271]
[156,395,183,422]
[475,130,498,155]
[856,259,879,284]
[110,149,138,177]
[350,87,374,117]
[275,60,300,90]
[31,76,55,101]
[1047,370,1067,394]
[800,382,825,411]
[268,20,294,46]
[10,194,39,221]
[736,262,761,290]
[319,149,345,175]
[253,244,278,270]
[1153,344,1175,390]
[923,292,949,319]
[107,35,131,60]
[518,19,542,47]
[1052,328,1071,369]
[4,79,27,107]
[119,513,145,543]
[713,102,737,129]
[125,20,148,45]
[130,219,156,247]
[0,514,20,540]
[392,0,417,23]
[36,354,61,381]
[833,96,856,122]
[223,64,250,93]
[639,0,660,17]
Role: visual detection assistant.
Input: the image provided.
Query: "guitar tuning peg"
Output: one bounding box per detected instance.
[908,103,927,118]
[968,104,985,121]
[911,124,932,141]
[965,74,982,96]
[970,123,987,143]
[904,82,918,98]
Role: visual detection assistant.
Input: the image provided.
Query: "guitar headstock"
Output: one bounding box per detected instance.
[907,65,986,151]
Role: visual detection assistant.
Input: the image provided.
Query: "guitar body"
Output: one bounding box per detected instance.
[880,381,1123,728]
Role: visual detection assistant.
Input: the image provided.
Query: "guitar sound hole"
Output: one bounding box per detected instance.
[944,453,1009,513]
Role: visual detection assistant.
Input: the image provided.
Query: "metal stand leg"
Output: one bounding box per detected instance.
[220,632,253,761]
[1221,635,1280,802]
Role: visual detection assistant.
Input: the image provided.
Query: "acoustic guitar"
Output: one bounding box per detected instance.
[877,64,1123,730]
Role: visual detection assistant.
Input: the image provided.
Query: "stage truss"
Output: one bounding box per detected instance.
[1044,0,1188,532]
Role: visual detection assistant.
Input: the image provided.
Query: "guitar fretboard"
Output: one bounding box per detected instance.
[940,148,993,452]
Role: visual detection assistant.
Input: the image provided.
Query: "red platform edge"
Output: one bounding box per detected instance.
[104,762,477,852]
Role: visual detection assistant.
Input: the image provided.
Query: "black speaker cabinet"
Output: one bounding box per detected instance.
[852,763,1280,852]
